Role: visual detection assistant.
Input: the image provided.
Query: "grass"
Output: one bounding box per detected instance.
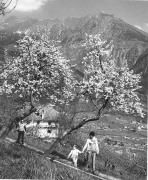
[2,134,147,180]
[9,130,53,151]
[5,112,147,180]
[65,131,147,180]
[0,141,98,180]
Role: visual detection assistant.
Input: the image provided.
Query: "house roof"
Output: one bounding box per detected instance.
[32,104,60,122]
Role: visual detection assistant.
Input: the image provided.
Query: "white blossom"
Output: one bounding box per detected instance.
[0,34,77,105]
[80,34,144,118]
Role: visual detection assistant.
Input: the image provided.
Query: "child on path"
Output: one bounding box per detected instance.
[67,145,82,167]
[82,131,99,173]
[16,120,27,145]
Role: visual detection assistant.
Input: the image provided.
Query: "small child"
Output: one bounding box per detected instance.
[67,145,82,167]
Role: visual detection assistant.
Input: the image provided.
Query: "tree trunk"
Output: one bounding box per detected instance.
[44,98,109,155]
[0,106,36,139]
[0,121,14,139]
[44,138,62,155]
[44,130,69,155]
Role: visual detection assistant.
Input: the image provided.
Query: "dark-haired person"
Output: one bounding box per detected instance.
[16,120,26,145]
[82,131,99,173]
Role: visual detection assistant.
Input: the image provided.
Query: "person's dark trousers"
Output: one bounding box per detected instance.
[16,131,24,144]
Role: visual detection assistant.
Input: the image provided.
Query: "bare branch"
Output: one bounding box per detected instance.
[29,89,34,108]
[0,0,18,15]
[44,98,109,155]
[0,105,36,139]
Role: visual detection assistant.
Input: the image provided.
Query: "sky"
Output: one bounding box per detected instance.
[10,0,148,32]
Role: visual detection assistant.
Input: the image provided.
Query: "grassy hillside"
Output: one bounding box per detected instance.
[7,112,147,180]
[0,141,98,180]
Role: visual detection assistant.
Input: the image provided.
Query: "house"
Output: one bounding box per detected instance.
[27,104,60,139]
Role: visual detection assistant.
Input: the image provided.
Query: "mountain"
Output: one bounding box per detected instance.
[48,13,148,95]
[0,13,148,96]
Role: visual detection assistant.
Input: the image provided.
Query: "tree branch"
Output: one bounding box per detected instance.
[29,88,34,108]
[0,105,36,139]
[44,98,109,155]
[98,54,105,74]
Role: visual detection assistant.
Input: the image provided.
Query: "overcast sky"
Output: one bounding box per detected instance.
[11,0,148,32]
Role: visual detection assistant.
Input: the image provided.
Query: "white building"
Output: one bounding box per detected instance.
[28,103,60,139]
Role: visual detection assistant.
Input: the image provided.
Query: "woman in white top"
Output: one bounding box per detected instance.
[82,131,99,173]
